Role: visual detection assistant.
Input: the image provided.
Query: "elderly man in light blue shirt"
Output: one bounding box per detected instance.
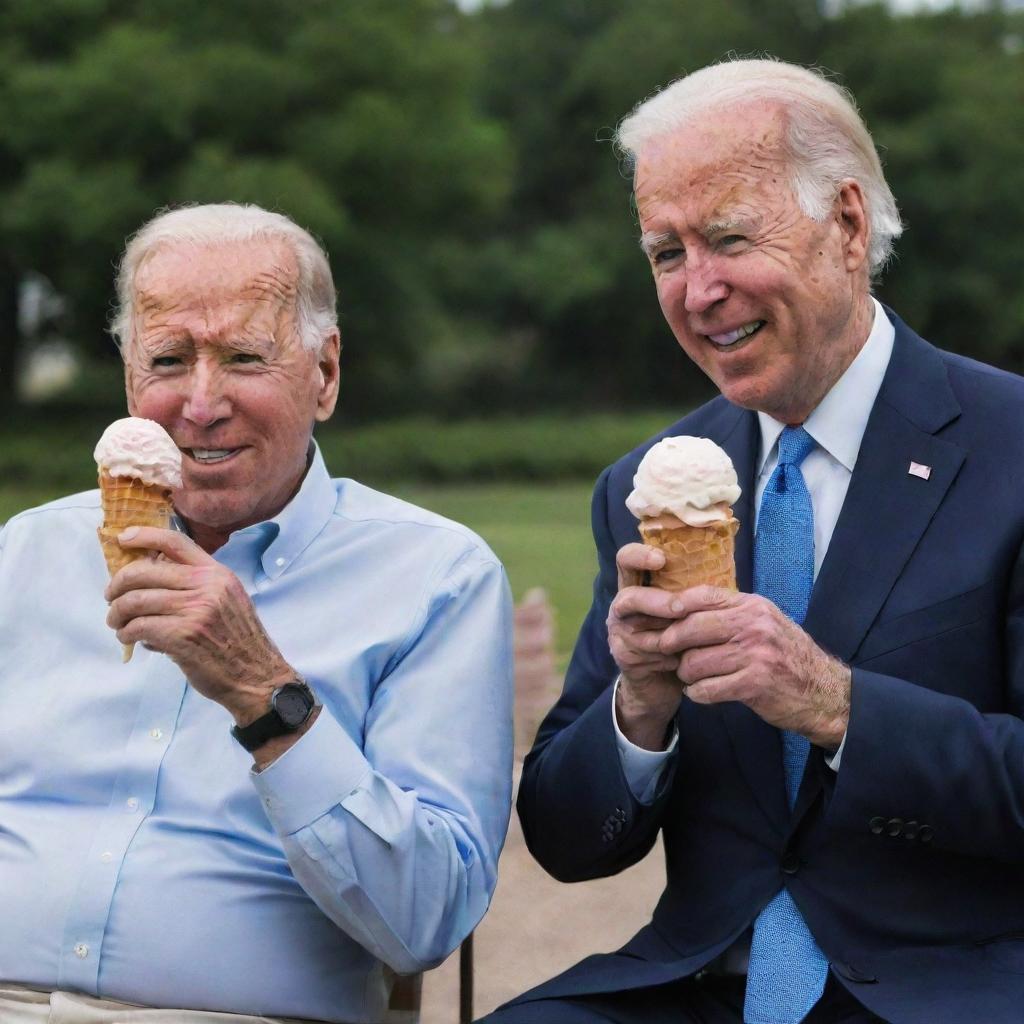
[0,203,514,1023]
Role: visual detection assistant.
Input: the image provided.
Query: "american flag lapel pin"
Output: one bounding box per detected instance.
[908,461,932,480]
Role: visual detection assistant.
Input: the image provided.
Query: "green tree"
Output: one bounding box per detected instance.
[0,0,510,417]
[467,0,1024,410]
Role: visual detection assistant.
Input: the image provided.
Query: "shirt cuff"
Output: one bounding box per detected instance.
[612,676,678,803]
[824,730,848,771]
[251,708,372,835]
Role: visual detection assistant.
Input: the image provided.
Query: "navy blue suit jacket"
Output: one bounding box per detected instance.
[516,312,1024,1022]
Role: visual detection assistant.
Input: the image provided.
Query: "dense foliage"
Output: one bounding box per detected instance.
[1,0,1022,418]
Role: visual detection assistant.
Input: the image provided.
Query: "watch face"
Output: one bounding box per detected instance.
[274,685,313,728]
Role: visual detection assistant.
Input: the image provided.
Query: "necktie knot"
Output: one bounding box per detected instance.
[777,425,815,469]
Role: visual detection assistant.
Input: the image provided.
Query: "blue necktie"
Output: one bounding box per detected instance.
[744,426,829,1024]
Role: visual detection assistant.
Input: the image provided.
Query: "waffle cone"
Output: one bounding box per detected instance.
[97,470,174,661]
[639,515,739,592]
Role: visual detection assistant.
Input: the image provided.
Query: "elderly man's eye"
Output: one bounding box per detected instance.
[719,234,746,247]
[231,353,264,364]
[653,248,684,265]
[151,356,182,368]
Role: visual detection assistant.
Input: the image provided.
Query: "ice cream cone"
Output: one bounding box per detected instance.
[97,470,173,661]
[639,513,739,593]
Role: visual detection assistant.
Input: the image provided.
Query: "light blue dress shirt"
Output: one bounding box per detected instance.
[0,444,514,1023]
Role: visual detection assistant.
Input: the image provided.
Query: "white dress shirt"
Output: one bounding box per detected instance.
[616,298,895,800]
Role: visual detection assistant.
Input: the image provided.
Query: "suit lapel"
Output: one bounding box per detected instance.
[788,319,964,827]
[803,319,965,663]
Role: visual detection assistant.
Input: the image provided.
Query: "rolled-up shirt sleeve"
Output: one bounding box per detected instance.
[252,548,514,975]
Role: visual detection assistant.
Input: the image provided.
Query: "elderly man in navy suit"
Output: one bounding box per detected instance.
[481,58,1024,1024]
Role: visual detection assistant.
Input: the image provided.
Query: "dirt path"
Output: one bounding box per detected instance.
[421,765,666,1022]
[421,590,666,1022]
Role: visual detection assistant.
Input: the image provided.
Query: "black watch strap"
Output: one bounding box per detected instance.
[231,680,317,753]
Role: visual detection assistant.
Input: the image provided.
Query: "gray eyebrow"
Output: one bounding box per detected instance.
[639,230,678,257]
[704,217,745,236]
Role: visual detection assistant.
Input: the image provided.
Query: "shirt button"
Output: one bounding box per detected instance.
[149,727,163,741]
[275,557,285,567]
[74,942,89,959]
[126,797,139,812]
[100,851,113,863]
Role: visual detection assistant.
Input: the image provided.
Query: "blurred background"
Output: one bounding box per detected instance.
[2,0,1024,639]
[1,0,1023,1015]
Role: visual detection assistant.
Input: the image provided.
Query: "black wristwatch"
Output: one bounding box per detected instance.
[231,680,318,752]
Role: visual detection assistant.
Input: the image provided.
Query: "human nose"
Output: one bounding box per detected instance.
[181,362,230,427]
[683,255,729,315]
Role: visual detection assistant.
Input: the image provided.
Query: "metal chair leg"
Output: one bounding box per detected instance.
[459,932,474,1023]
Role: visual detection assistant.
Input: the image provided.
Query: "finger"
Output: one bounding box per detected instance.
[615,623,676,656]
[621,613,676,632]
[116,615,174,653]
[677,644,744,686]
[116,526,212,567]
[658,607,737,654]
[666,585,744,618]
[105,558,201,601]
[611,585,686,621]
[682,671,743,705]
[107,587,187,629]
[616,542,666,588]
[610,643,679,675]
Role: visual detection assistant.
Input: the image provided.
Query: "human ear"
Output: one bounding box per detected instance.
[836,180,869,273]
[314,330,341,422]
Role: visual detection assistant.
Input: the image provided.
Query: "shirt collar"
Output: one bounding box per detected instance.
[213,440,337,583]
[756,296,895,475]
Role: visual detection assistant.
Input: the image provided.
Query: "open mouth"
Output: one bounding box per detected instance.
[704,320,766,348]
[183,448,241,465]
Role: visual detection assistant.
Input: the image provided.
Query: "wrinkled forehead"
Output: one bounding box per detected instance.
[132,238,300,316]
[633,102,792,217]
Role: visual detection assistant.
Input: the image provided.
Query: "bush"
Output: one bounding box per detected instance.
[317,411,679,484]
[0,410,684,494]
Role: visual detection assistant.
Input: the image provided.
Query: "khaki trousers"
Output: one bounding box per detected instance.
[0,986,322,1024]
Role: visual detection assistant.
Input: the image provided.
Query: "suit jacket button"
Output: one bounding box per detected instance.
[886,817,904,837]
[781,852,800,875]
[903,820,919,840]
[918,824,934,843]
[869,816,886,835]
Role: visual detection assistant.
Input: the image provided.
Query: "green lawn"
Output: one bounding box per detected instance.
[392,482,596,657]
[1,481,599,658]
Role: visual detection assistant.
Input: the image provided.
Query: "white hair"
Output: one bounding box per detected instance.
[616,58,903,276]
[109,202,338,351]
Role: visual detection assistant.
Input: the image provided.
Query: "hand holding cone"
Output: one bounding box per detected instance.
[94,418,182,661]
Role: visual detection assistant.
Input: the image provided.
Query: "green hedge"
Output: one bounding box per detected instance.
[0,411,683,493]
